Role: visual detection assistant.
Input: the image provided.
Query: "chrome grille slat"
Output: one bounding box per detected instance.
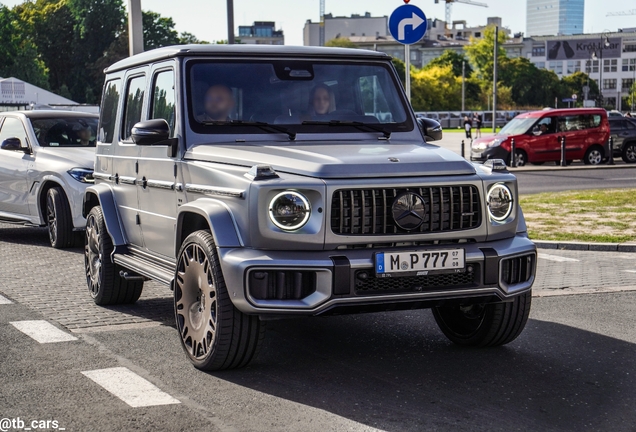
[331,186,481,236]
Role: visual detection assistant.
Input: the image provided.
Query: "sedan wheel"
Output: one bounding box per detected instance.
[583,146,604,165]
[622,142,636,163]
[46,187,74,248]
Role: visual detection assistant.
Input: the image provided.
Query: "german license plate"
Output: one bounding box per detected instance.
[471,151,483,159]
[375,249,465,278]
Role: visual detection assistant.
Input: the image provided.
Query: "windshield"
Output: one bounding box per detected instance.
[30,117,98,147]
[187,60,411,136]
[497,116,538,136]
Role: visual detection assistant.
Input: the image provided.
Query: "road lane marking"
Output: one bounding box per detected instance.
[81,367,181,408]
[10,320,78,343]
[538,253,580,263]
[0,294,12,304]
[624,270,636,273]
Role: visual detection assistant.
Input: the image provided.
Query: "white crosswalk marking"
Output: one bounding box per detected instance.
[10,320,78,343]
[81,367,181,408]
[0,294,12,304]
[538,253,580,263]
[623,270,636,273]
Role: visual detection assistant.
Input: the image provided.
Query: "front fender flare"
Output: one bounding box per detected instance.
[176,199,243,255]
[83,183,126,246]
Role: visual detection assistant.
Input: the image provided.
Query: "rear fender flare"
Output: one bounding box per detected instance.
[83,184,126,246]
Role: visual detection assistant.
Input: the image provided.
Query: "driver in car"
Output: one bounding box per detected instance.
[197,85,235,122]
[309,84,336,116]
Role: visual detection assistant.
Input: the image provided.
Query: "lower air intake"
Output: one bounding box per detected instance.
[248,270,317,300]
[501,255,535,285]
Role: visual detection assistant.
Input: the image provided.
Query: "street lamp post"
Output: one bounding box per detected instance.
[592,31,611,108]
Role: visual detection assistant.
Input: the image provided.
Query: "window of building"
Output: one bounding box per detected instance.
[624,44,636,53]
[603,79,617,90]
[622,58,636,72]
[603,59,617,73]
[566,60,580,74]
[585,60,599,74]
[532,46,545,57]
[535,61,546,69]
[623,78,635,90]
[410,50,418,61]
[549,61,563,75]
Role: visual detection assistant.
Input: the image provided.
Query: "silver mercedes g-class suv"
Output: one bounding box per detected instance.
[84,45,536,371]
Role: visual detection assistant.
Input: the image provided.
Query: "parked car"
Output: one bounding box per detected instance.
[609,117,636,163]
[0,111,97,247]
[84,45,536,371]
[471,108,610,166]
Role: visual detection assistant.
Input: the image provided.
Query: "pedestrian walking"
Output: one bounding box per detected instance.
[463,116,472,139]
[474,112,482,138]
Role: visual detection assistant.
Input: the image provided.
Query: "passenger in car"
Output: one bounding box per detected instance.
[197,85,235,122]
[75,124,94,146]
[309,84,336,116]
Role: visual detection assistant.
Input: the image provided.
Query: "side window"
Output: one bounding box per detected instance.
[0,118,28,146]
[625,121,636,130]
[121,75,146,142]
[532,117,555,135]
[150,70,176,137]
[99,79,121,144]
[591,115,601,128]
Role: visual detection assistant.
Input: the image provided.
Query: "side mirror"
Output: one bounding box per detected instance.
[1,137,27,152]
[417,117,443,142]
[131,119,170,146]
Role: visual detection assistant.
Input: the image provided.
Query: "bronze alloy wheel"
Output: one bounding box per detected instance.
[85,211,102,299]
[175,241,218,360]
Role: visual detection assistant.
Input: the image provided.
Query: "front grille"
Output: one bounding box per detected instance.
[354,264,479,294]
[248,270,316,300]
[501,255,535,285]
[331,186,481,235]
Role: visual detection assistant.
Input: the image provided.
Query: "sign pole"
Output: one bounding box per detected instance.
[127,0,144,56]
[492,26,498,133]
[405,44,411,102]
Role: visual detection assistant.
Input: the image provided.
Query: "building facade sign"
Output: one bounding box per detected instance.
[546,38,623,61]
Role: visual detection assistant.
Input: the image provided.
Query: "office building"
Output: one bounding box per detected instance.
[303,13,388,46]
[238,22,284,45]
[526,0,585,37]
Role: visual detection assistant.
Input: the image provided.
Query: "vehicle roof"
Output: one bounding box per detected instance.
[0,110,99,119]
[105,44,391,73]
[517,108,607,118]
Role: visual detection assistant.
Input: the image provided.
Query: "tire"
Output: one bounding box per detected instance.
[174,230,264,371]
[432,291,531,347]
[46,187,74,248]
[622,142,636,164]
[85,206,143,305]
[583,145,604,165]
[508,149,527,167]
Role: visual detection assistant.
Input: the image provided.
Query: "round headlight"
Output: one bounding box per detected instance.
[269,191,311,231]
[487,184,514,221]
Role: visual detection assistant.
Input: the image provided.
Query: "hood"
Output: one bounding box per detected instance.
[472,135,509,150]
[35,146,96,169]
[185,141,476,178]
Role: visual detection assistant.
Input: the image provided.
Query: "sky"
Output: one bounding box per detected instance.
[1,0,634,45]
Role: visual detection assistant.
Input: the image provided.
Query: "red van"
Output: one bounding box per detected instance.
[471,108,610,166]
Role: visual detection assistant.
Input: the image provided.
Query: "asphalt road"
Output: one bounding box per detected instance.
[434,133,636,195]
[2,225,636,431]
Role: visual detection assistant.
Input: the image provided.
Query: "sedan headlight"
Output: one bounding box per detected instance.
[488,138,506,148]
[487,183,513,221]
[269,191,311,231]
[67,168,94,183]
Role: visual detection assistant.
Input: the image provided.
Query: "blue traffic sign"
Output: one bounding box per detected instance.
[389,4,428,45]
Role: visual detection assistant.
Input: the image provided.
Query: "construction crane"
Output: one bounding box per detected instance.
[434,0,488,30]
[319,0,325,46]
[606,9,636,17]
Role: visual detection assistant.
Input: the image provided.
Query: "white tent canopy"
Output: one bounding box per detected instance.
[0,77,77,106]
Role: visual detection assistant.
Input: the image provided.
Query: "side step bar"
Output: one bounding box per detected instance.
[113,253,174,287]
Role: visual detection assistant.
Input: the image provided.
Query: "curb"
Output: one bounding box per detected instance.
[506,164,636,173]
[534,240,636,252]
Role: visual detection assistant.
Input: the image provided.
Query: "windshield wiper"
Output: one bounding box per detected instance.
[200,120,296,140]
[301,120,391,139]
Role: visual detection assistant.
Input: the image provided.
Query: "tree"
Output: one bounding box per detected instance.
[464,25,508,83]
[392,58,406,85]
[325,38,358,48]
[142,10,179,50]
[179,31,209,45]
[560,71,599,107]
[0,5,49,88]
[410,65,462,111]
[425,50,472,77]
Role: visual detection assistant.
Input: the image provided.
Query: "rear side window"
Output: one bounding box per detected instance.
[121,75,146,141]
[150,70,176,137]
[99,79,121,144]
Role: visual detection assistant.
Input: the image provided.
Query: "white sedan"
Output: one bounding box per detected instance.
[0,110,98,248]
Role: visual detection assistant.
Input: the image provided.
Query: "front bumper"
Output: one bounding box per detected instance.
[218,233,537,317]
[470,146,508,162]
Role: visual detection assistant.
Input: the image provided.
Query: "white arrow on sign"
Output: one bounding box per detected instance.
[398,13,425,41]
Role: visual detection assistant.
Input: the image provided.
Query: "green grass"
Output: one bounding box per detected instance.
[519,189,636,244]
